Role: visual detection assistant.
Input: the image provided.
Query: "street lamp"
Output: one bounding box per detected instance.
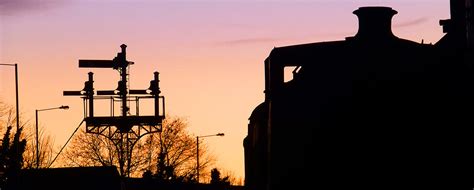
[196,133,224,183]
[0,63,20,162]
[35,105,69,168]
[0,63,19,131]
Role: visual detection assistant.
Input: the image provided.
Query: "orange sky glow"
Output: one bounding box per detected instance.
[1,0,450,180]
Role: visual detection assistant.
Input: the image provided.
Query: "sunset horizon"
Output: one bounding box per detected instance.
[1,0,455,186]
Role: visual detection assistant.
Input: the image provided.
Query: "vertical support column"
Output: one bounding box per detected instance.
[14,63,19,132]
[126,133,131,177]
[87,72,94,118]
[196,136,200,183]
[153,72,161,117]
[120,44,128,117]
[118,134,125,176]
[35,110,39,168]
[14,63,20,173]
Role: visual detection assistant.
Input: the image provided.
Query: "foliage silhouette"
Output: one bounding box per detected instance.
[61,115,216,179]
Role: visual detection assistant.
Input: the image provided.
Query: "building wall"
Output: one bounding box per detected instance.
[245,2,474,189]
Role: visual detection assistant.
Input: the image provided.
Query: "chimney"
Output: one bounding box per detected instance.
[353,7,398,40]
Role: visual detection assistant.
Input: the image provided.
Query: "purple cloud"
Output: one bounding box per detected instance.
[0,0,63,16]
[394,17,429,28]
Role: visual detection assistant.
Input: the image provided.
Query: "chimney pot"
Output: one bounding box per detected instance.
[353,7,398,40]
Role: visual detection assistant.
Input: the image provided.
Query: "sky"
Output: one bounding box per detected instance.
[1,0,450,180]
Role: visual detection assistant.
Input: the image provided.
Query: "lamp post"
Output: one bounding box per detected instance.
[196,133,224,183]
[0,63,20,162]
[35,105,69,168]
[0,63,19,132]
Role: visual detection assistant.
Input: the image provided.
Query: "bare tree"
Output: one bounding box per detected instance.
[0,99,55,169]
[59,127,149,177]
[143,116,216,182]
[60,115,216,179]
[22,127,55,169]
[0,100,16,135]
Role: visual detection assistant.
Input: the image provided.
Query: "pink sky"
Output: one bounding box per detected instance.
[1,0,450,180]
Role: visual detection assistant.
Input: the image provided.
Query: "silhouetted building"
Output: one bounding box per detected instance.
[14,166,121,190]
[245,1,474,189]
[125,178,245,190]
[243,102,268,190]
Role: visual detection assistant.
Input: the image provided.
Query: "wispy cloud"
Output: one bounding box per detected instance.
[394,17,429,28]
[216,37,280,46]
[0,0,63,16]
[215,32,355,47]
